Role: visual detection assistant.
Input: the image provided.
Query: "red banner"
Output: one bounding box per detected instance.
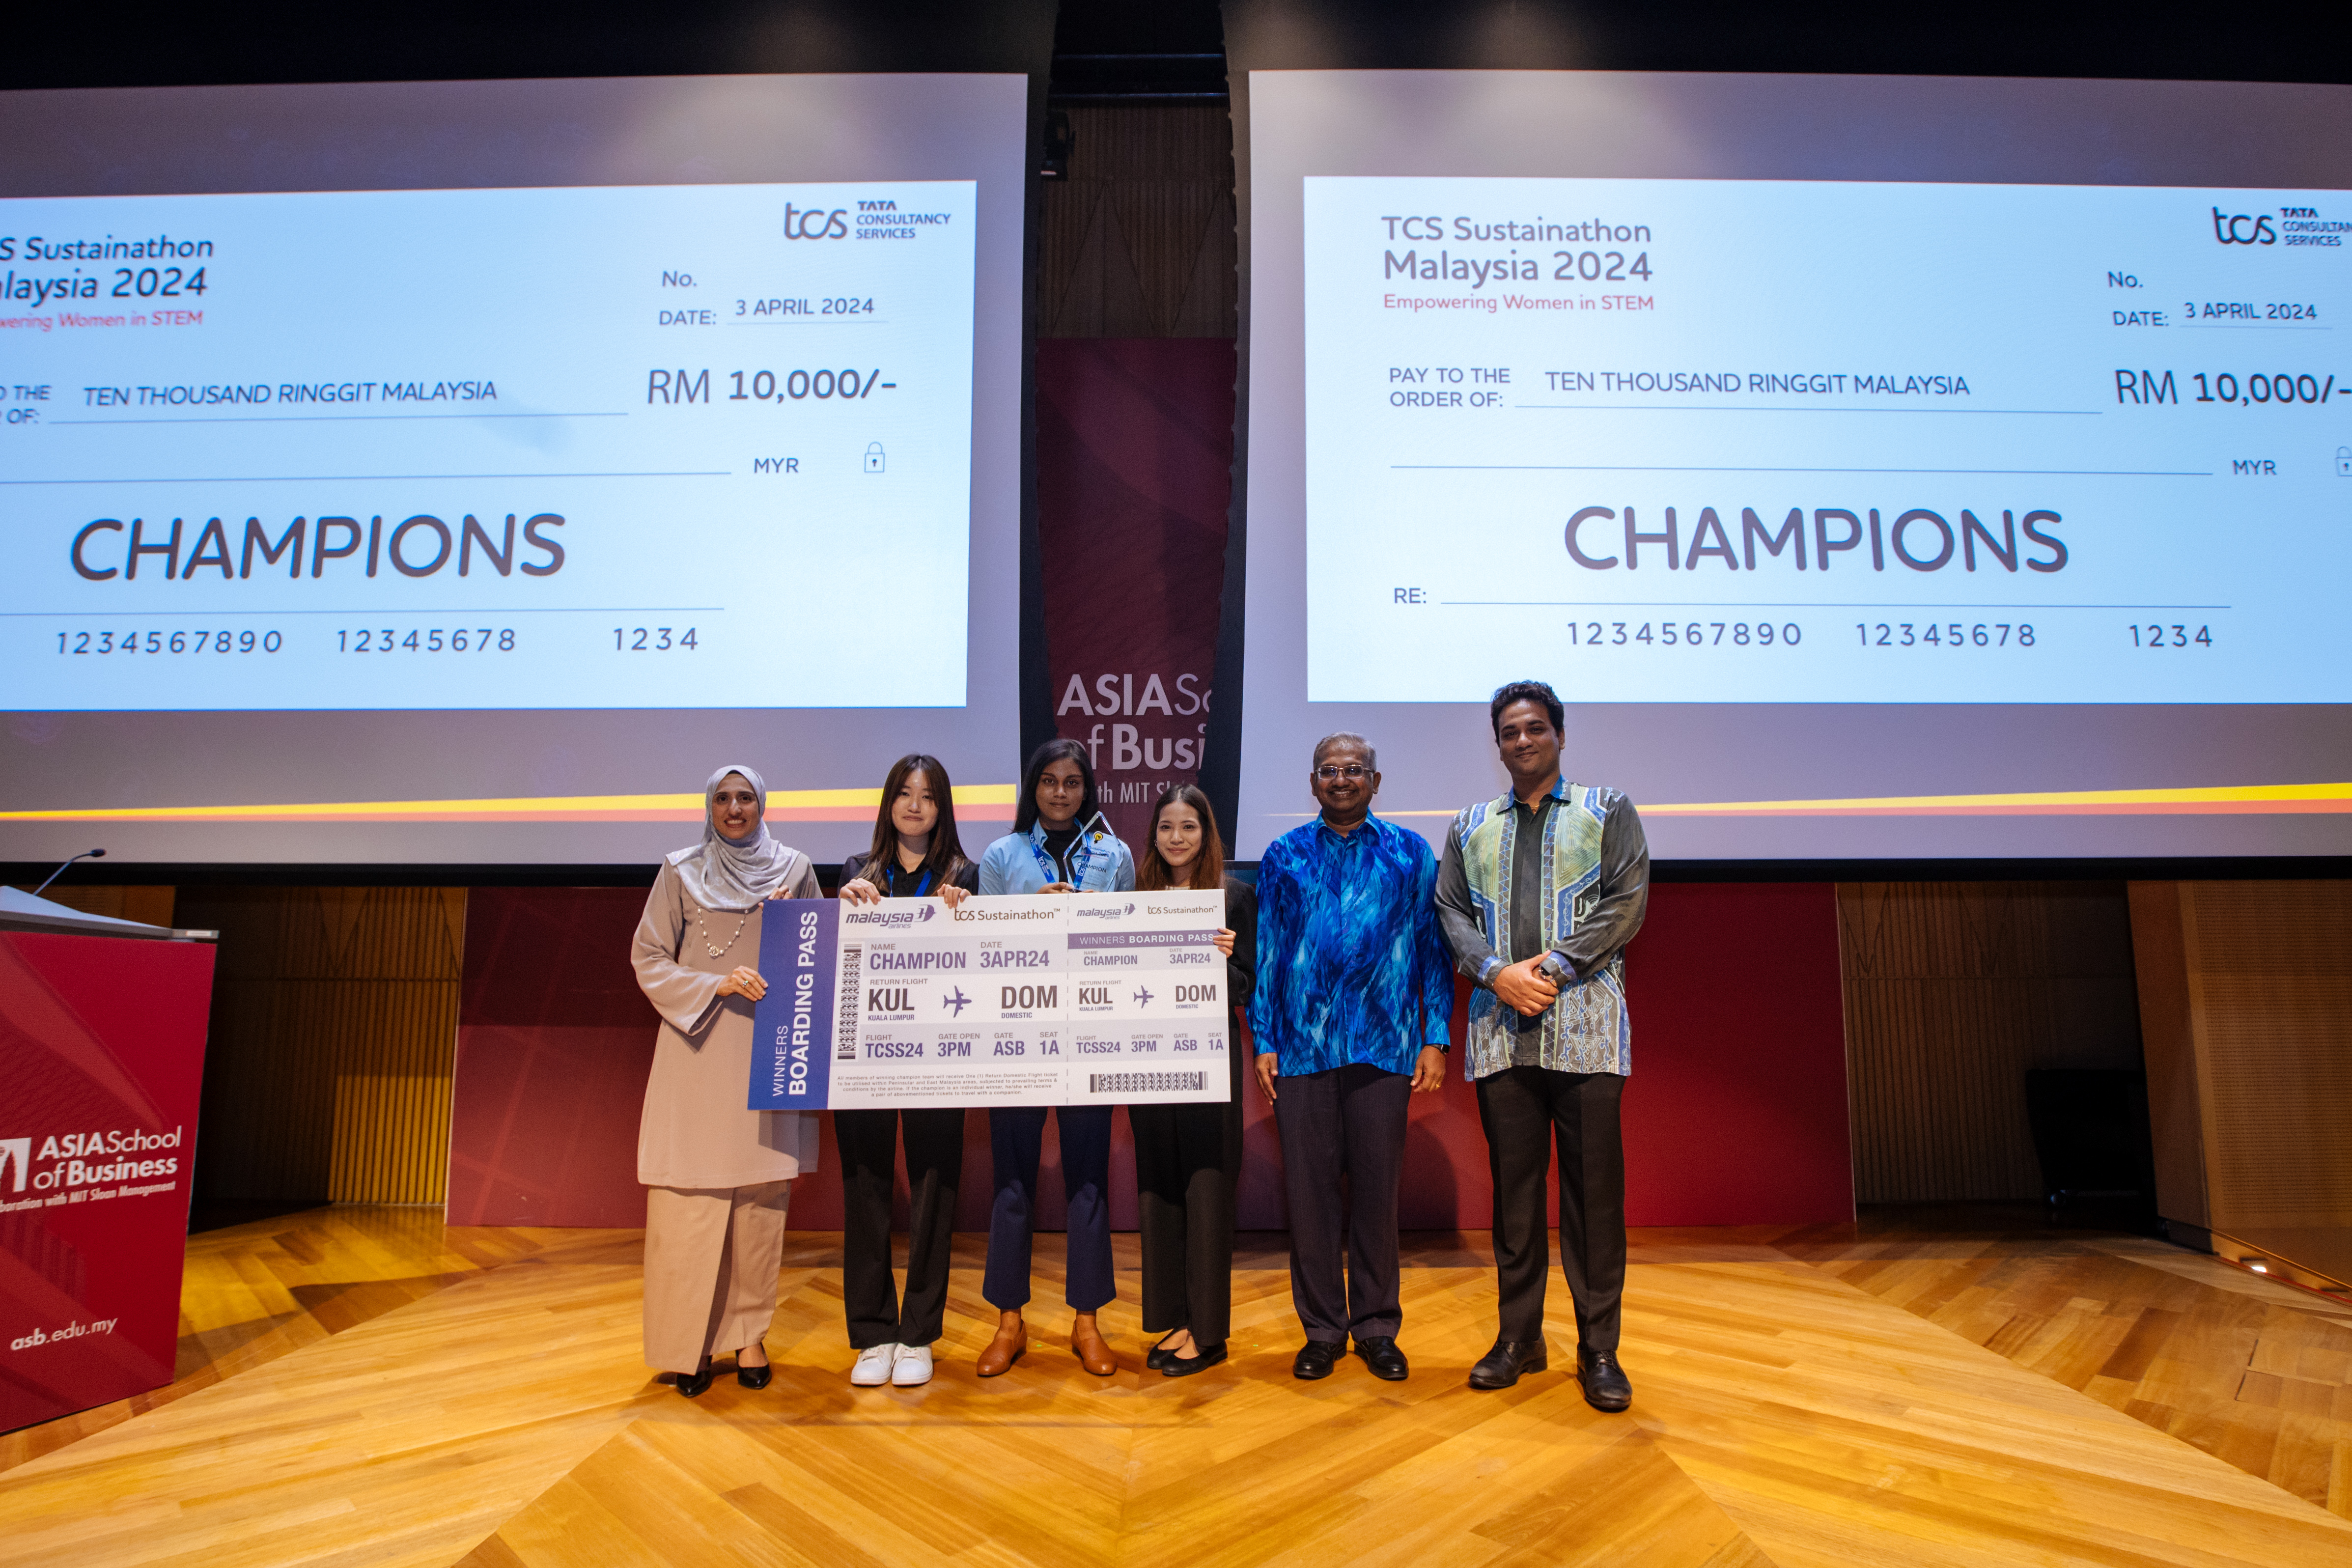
[0,931,213,1433]
[1036,338,1235,849]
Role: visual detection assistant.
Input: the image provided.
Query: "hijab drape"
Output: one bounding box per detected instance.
[668,764,798,910]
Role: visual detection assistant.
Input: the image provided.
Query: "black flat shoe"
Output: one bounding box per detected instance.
[1147,1331,1186,1372]
[1162,1342,1228,1378]
[1292,1340,1343,1380]
[1353,1335,1409,1381]
[1468,1338,1548,1390]
[674,1367,714,1399]
[1577,1346,1632,1412]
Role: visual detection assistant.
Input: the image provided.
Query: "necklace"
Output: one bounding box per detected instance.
[696,904,753,959]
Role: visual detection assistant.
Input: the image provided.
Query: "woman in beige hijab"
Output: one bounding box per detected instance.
[632,764,821,1397]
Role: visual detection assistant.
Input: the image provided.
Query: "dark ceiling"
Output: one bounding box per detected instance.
[2,0,2343,94]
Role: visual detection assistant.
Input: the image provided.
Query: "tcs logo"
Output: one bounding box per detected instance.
[784,203,850,241]
[2212,207,2278,246]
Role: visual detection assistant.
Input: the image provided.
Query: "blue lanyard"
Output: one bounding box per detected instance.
[1030,827,1094,888]
[890,863,933,898]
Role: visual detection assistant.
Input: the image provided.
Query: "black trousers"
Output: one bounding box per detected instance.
[835,1106,964,1349]
[1271,1062,1411,1344]
[1131,1050,1245,1346]
[1475,1065,1626,1352]
[985,1104,1115,1313]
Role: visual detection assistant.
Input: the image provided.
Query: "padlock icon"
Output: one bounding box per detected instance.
[2337,445,2351,477]
[864,442,886,474]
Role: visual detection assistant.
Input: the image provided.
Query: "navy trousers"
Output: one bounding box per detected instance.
[984,1104,1115,1313]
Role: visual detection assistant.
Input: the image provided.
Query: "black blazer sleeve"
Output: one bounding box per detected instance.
[1223,874,1258,1009]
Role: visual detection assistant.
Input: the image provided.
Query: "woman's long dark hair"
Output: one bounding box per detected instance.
[1012,737,1101,835]
[1136,784,1227,893]
[860,754,973,889]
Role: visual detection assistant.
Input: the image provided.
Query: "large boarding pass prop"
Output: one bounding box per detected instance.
[0,180,976,711]
[747,892,1232,1110]
[1305,176,2351,705]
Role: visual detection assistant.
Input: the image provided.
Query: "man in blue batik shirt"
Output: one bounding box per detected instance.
[1251,732,1453,1382]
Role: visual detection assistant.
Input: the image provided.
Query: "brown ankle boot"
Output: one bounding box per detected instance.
[1071,1313,1116,1376]
[977,1316,1028,1377]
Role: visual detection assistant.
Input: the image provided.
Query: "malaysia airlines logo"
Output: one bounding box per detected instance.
[0,1138,27,1193]
[942,986,972,1017]
[1132,986,1155,1008]
[844,904,940,929]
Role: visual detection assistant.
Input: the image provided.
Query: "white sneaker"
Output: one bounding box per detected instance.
[851,1343,898,1386]
[891,1342,934,1386]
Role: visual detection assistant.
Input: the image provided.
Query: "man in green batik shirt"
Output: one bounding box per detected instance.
[1434,679,1649,1412]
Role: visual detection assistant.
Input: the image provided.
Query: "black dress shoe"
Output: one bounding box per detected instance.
[1577,1346,1632,1412]
[1468,1338,1548,1390]
[1293,1340,1344,1380]
[674,1367,714,1399]
[736,1361,772,1390]
[1147,1332,1185,1372]
[1162,1341,1228,1378]
[1353,1336,1409,1381]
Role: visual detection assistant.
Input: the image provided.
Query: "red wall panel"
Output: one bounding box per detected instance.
[445,881,1851,1232]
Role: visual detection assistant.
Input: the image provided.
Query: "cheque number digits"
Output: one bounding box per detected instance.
[614,627,698,651]
[58,627,280,655]
[1858,622,2035,648]
[338,627,516,653]
[2129,623,2213,649]
[1573,620,1802,648]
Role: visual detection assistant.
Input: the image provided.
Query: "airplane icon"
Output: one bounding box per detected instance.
[942,986,972,1017]
[1131,986,1155,1008]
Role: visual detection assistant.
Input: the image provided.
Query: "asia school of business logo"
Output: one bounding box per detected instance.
[0,1128,183,1202]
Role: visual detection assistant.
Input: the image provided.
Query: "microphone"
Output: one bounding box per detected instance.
[32,847,105,898]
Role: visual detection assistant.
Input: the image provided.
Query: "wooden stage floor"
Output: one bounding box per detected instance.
[2,1208,2350,1567]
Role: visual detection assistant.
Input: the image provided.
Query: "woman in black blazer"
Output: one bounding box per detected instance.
[1128,784,1257,1376]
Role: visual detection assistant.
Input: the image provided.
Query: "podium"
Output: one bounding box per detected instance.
[0,889,217,1434]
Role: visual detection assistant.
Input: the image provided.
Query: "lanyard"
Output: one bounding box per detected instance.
[1029,826,1095,888]
[889,862,934,898]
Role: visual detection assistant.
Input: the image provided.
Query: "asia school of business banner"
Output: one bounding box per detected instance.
[1305,176,2351,705]
[1035,341,1236,849]
[0,180,976,712]
[1,931,214,1434]
[748,891,1232,1110]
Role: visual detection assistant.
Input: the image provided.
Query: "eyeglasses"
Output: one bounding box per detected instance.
[1314,764,1372,782]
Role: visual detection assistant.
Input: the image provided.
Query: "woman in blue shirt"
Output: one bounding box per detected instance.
[973,739,1135,1376]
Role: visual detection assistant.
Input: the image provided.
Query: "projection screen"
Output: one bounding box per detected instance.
[0,73,1028,866]
[1232,70,2352,860]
